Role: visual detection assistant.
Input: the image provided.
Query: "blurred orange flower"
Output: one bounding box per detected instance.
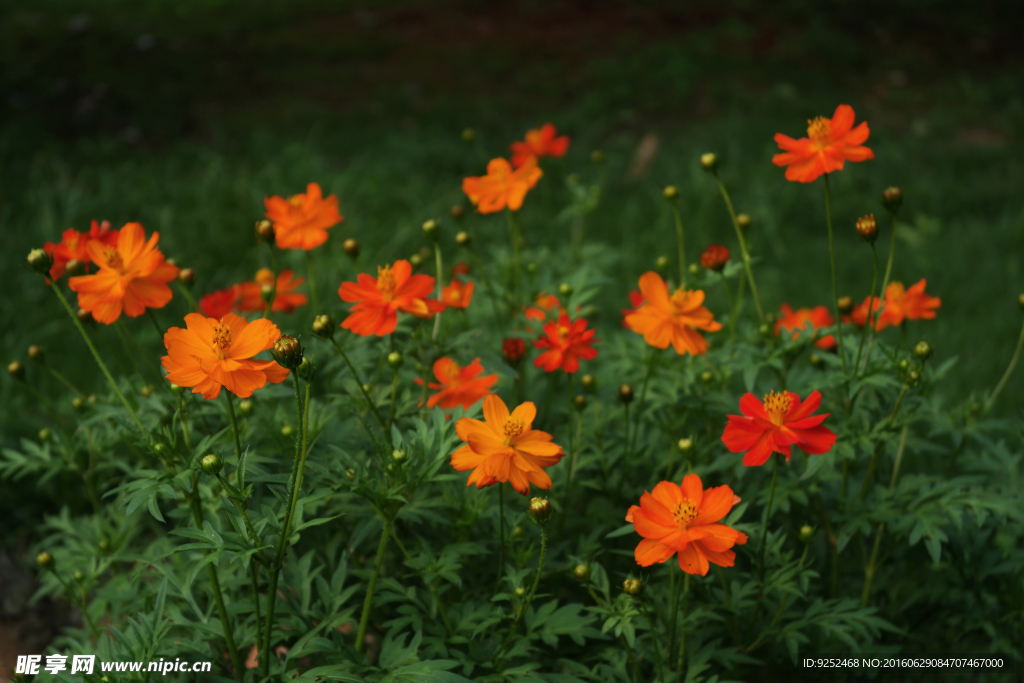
[462,158,542,214]
[44,220,119,280]
[451,394,564,495]
[880,279,941,327]
[525,293,563,323]
[441,279,474,309]
[338,259,444,336]
[624,272,721,356]
[161,312,289,400]
[699,244,730,272]
[621,289,645,328]
[264,182,343,250]
[415,357,498,410]
[848,295,885,329]
[773,104,874,183]
[533,313,599,374]
[250,268,308,313]
[722,390,836,467]
[451,262,471,276]
[625,473,748,576]
[775,303,836,350]
[510,123,570,168]
[199,287,239,319]
[68,222,179,324]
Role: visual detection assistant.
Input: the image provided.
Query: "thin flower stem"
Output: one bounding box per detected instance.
[670,203,686,287]
[225,392,243,462]
[859,384,909,500]
[355,517,393,656]
[432,239,444,342]
[823,174,849,376]
[466,249,503,332]
[863,213,899,369]
[251,562,263,654]
[177,282,198,313]
[629,348,659,459]
[745,544,809,653]
[495,484,506,593]
[390,530,454,638]
[331,338,389,442]
[861,425,909,608]
[496,524,547,665]
[146,309,164,338]
[51,286,146,435]
[304,250,320,314]
[713,173,763,321]
[623,403,631,467]
[563,373,578,514]
[758,456,780,585]
[721,272,737,345]
[984,316,1024,414]
[263,247,279,318]
[640,600,666,683]
[675,574,690,678]
[114,320,148,381]
[668,564,681,664]
[53,571,100,640]
[853,243,879,377]
[45,364,83,396]
[505,210,522,307]
[387,366,400,432]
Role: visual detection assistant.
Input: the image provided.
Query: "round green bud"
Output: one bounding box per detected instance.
[655,256,670,271]
[810,353,824,368]
[27,248,53,275]
[36,551,55,570]
[573,564,591,582]
[272,335,303,370]
[255,220,276,245]
[882,186,903,214]
[914,341,933,361]
[177,267,195,289]
[581,374,596,392]
[387,351,403,369]
[38,428,51,442]
[392,449,406,461]
[72,396,85,411]
[700,153,718,172]
[201,454,222,477]
[514,586,526,597]
[7,361,25,381]
[529,497,552,524]
[65,259,85,277]
[296,357,314,381]
[618,384,634,404]
[558,282,573,297]
[688,263,700,277]
[455,231,471,247]
[312,314,334,338]
[574,394,587,410]
[678,438,693,452]
[409,253,423,267]
[140,385,154,397]
[238,398,255,416]
[170,383,186,395]
[451,205,465,220]
[27,345,44,363]
[736,213,752,231]
[664,185,679,201]
[73,570,85,582]
[700,370,713,383]
[343,239,360,259]
[281,425,295,437]
[623,577,644,597]
[422,219,439,240]
[799,525,815,543]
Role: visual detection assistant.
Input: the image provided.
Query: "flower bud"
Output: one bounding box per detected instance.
[153,443,167,456]
[166,258,178,267]
[7,361,25,381]
[140,385,154,397]
[882,186,903,214]
[87,394,97,404]
[700,244,730,272]
[688,263,700,278]
[855,214,878,243]
[297,356,314,380]
[450,205,465,220]
[27,248,53,275]
[312,314,335,338]
[28,345,44,363]
[574,394,587,410]
[623,577,644,597]
[913,341,933,361]
[170,383,185,395]
[558,282,573,297]
[461,128,475,143]
[255,219,276,245]
[655,256,670,272]
[36,551,55,570]
[72,396,85,411]
[758,323,771,337]
[526,262,538,274]
[281,425,295,437]
[590,150,604,164]
[514,586,526,597]
[260,283,274,302]
[455,230,471,247]
[810,353,824,369]
[98,539,109,552]
[511,525,524,538]
[906,369,922,387]
[77,308,95,326]
[799,525,815,543]
[573,564,591,582]
[1017,292,1024,310]
[529,497,552,523]
[422,219,439,240]
[837,296,854,315]
[387,351,403,369]
[343,238,360,260]
[392,449,406,461]
[238,398,255,416]
[700,153,718,172]
[201,454,222,476]
[65,259,85,277]
[581,374,595,392]
[410,254,423,267]
[73,570,85,582]
[700,370,713,384]
[736,213,752,231]
[897,358,910,372]
[663,185,679,201]
[39,428,51,442]
[272,335,303,370]
[618,384,634,404]
[678,438,693,452]
[502,338,526,365]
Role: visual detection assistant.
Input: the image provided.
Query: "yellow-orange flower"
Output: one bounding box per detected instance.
[775,303,836,350]
[338,260,444,336]
[879,279,941,327]
[624,272,721,355]
[235,269,308,314]
[510,123,570,168]
[44,220,119,280]
[264,182,343,250]
[68,222,179,325]
[451,394,564,495]
[773,104,874,183]
[161,312,289,400]
[441,279,474,309]
[462,158,542,214]
[416,357,498,410]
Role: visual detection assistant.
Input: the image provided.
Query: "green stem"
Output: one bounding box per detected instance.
[745,544,809,653]
[496,524,548,665]
[758,456,780,585]
[53,571,100,640]
[391,530,454,637]
[668,565,681,668]
[146,309,164,338]
[713,173,763,321]
[355,517,393,656]
[432,240,444,342]
[861,424,909,608]
[304,250,319,314]
[495,484,506,593]
[251,562,263,654]
[45,364,83,396]
[505,210,522,307]
[331,338,390,442]
[640,600,666,683]
[984,316,1024,413]
[387,366,400,432]
[823,174,849,376]
[177,282,198,313]
[859,384,909,500]
[51,286,146,435]
[225,392,242,462]
[670,203,686,287]
[853,243,879,378]
[721,272,737,346]
[466,248,503,332]
[675,574,690,678]
[264,247,279,318]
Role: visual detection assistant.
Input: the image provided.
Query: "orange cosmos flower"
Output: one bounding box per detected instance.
[338,259,445,337]
[621,289,645,328]
[451,262,471,276]
[162,312,289,400]
[68,222,179,325]
[533,313,599,374]
[722,390,837,467]
[624,272,721,356]
[772,104,874,183]
[880,279,940,327]
[847,295,885,329]
[239,268,307,314]
[264,182,343,250]
[462,158,542,214]
[200,287,239,319]
[775,303,836,350]
[451,394,564,495]
[415,357,498,410]
[525,293,563,323]
[510,123,570,168]
[44,220,119,280]
[625,473,748,576]
[441,278,474,309]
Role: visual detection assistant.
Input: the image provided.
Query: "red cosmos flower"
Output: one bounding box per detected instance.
[338,259,445,336]
[525,293,563,322]
[721,390,837,467]
[847,296,884,329]
[263,182,343,250]
[462,158,542,214]
[502,338,527,365]
[451,262,471,277]
[625,474,748,576]
[258,268,307,313]
[700,244,730,272]
[441,279,474,309]
[44,220,119,280]
[879,279,941,327]
[415,357,498,410]
[775,303,836,350]
[772,105,874,183]
[199,288,239,319]
[621,290,645,328]
[532,313,599,374]
[510,123,570,168]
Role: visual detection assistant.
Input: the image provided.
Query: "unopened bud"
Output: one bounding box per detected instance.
[260,283,273,302]
[423,219,439,240]
[72,396,85,411]
[386,352,403,370]
[855,214,878,243]
[700,370,713,383]
[511,525,524,538]
[98,539,109,552]
[343,238,360,259]
[1018,293,1024,310]
[529,497,552,523]
[590,150,604,164]
[678,438,693,452]
[623,577,644,597]
[810,353,824,368]
[73,570,85,582]
[758,323,772,337]
[170,383,185,395]
[573,564,591,582]
[38,428,51,442]
[618,384,634,404]
[913,341,933,360]
[700,153,718,172]
[461,128,475,143]
[410,254,423,267]
[27,248,53,275]
[455,231,471,247]
[27,345,44,363]
[272,335,303,370]
[574,394,587,410]
[581,374,595,392]
[450,205,465,220]
[7,361,25,381]
[238,398,255,416]
[312,314,335,338]
[655,256,670,272]
[65,259,85,277]
[736,213,752,231]
[558,283,573,297]
[201,454,222,476]
[882,186,903,214]
[663,185,679,201]
[898,358,911,372]
[392,449,406,461]
[502,338,526,365]
[77,308,95,326]
[281,425,295,437]
[296,357,314,380]
[140,385,154,397]
[688,263,700,277]
[36,552,55,570]
[906,369,922,387]
[526,262,538,274]
[255,219,276,245]
[799,525,815,543]
[87,394,97,404]
[514,586,526,597]
[838,296,854,315]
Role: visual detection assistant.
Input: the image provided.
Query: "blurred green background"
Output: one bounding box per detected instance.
[2,0,1022,539]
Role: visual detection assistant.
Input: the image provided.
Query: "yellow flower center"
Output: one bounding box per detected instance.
[672,498,699,527]
[212,324,232,359]
[376,265,397,299]
[807,116,831,146]
[288,194,304,207]
[105,247,125,273]
[670,288,691,313]
[502,417,525,445]
[763,390,792,425]
[441,362,461,384]
[446,288,461,303]
[558,325,570,340]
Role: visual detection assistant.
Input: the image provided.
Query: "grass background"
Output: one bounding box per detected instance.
[2,0,1023,538]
